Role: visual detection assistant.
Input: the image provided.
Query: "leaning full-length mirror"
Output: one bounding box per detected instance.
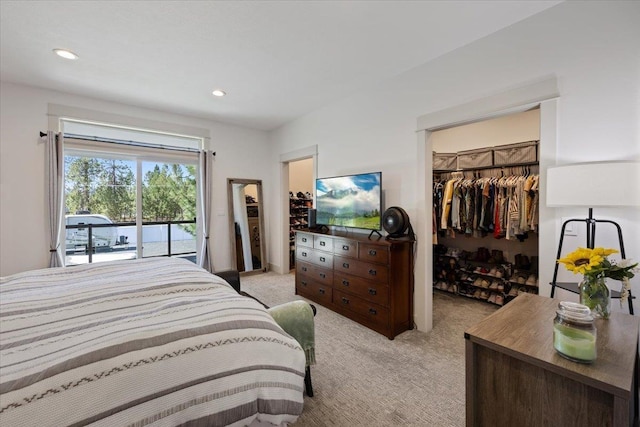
[227,178,266,274]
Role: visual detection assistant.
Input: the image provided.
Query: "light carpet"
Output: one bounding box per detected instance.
[240,271,497,427]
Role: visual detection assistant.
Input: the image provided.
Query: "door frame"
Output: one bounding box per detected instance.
[278,145,318,274]
[414,77,559,332]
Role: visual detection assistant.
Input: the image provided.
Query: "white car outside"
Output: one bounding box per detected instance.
[65,214,119,250]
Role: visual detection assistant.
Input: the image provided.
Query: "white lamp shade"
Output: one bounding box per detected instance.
[547,161,640,207]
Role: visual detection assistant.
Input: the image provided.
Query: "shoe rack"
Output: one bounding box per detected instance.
[289,191,313,269]
[433,245,539,307]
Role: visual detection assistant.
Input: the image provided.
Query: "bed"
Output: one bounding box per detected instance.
[0,257,306,427]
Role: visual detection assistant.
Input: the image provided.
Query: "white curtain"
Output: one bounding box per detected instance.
[197,150,214,272]
[45,131,64,267]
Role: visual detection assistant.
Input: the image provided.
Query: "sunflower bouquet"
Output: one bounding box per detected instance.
[558,247,638,306]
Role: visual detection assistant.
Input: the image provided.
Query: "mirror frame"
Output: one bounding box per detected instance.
[227,178,267,275]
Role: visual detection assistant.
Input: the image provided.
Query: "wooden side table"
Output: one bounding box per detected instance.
[465,293,639,427]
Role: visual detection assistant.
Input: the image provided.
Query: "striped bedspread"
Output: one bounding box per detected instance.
[0,258,305,426]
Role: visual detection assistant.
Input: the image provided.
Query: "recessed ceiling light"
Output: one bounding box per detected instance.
[53,49,78,60]
[212,89,226,97]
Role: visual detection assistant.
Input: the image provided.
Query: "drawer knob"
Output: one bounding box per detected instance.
[302,237,307,242]
[342,279,349,287]
[320,256,326,262]
[368,288,377,295]
[341,297,349,304]
[368,269,377,276]
[319,288,326,295]
[320,241,325,246]
[301,281,307,286]
[342,245,349,250]
[368,249,377,256]
[302,251,307,257]
[369,308,377,315]
[319,273,326,279]
[302,266,307,272]
[343,262,350,269]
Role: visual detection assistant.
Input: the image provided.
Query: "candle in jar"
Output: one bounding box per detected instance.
[553,322,596,362]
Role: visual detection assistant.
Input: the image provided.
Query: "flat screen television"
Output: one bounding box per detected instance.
[315,171,382,231]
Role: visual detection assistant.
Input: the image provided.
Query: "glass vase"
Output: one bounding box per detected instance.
[579,274,611,319]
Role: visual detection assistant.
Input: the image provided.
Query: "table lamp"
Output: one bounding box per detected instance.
[546,160,640,313]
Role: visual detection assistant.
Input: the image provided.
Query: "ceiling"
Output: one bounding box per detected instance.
[0,1,561,131]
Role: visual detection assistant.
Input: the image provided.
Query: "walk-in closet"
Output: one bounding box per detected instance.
[432,109,540,307]
[289,158,314,269]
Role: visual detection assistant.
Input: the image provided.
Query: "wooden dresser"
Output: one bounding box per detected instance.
[465,293,640,427]
[294,229,414,339]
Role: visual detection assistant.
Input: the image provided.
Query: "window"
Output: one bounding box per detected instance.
[61,120,202,265]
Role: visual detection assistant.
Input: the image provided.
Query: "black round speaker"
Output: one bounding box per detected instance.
[382,206,410,238]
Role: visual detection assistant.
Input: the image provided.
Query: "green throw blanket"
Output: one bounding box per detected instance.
[268,300,316,366]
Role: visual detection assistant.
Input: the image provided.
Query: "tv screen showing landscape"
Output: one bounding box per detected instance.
[315,172,382,230]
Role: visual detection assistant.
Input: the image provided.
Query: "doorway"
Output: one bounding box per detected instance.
[414,76,559,332]
[288,158,314,269]
[279,145,318,275]
[431,109,540,306]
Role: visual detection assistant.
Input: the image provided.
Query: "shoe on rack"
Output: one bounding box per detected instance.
[526,274,538,286]
[530,256,539,272]
[517,275,526,284]
[491,250,504,264]
[518,287,528,296]
[489,281,499,291]
[477,247,490,262]
[480,290,489,300]
[481,279,490,289]
[495,295,504,305]
[508,286,519,297]
[473,289,482,299]
[488,293,496,304]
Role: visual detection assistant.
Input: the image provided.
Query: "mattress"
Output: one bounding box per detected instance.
[0,257,305,426]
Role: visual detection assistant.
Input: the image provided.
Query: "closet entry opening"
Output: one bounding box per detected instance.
[288,158,314,270]
[431,108,540,308]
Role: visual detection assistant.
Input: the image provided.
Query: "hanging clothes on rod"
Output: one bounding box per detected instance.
[433,165,539,241]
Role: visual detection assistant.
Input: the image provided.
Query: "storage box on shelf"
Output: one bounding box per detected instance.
[433,245,538,307]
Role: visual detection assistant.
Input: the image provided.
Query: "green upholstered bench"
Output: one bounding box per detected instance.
[268,301,317,397]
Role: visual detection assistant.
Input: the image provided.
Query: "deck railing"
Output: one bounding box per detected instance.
[65,219,196,263]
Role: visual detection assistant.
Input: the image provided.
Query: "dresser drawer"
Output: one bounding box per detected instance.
[333,238,358,258]
[334,255,388,284]
[296,232,313,248]
[296,277,332,305]
[296,247,334,268]
[314,235,334,252]
[358,243,389,265]
[297,261,333,286]
[333,273,390,307]
[334,289,389,327]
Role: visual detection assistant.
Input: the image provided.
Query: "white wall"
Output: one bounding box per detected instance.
[432,109,540,152]
[289,158,314,195]
[269,1,640,327]
[0,81,271,276]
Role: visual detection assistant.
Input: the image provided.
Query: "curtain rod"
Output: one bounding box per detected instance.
[39,131,215,156]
